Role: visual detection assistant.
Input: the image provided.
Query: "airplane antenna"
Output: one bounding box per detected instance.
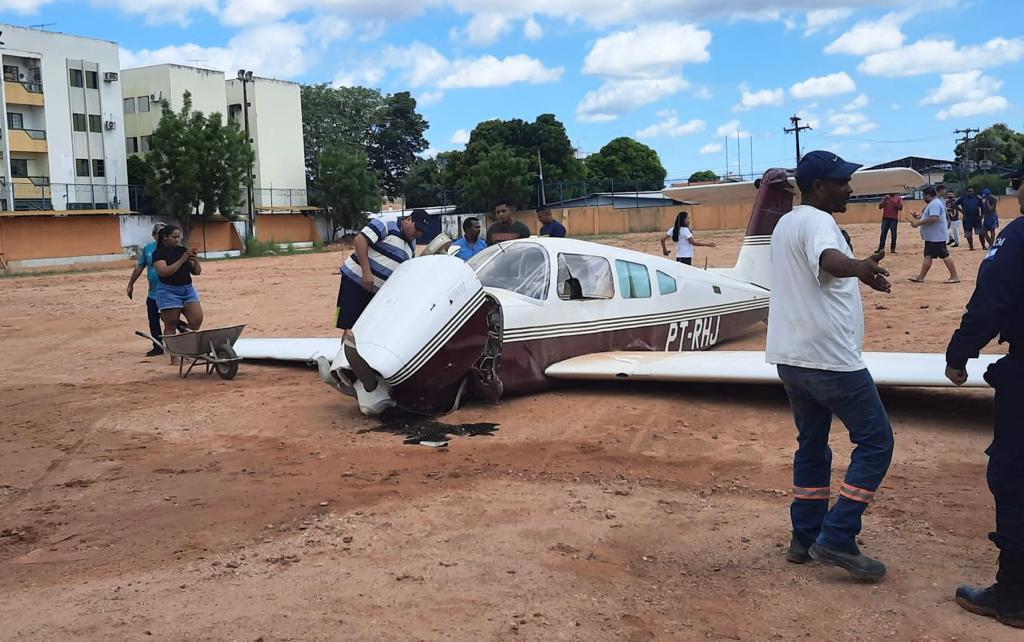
[29,23,56,30]
[704,257,708,271]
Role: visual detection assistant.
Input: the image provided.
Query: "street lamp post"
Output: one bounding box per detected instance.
[237,69,255,241]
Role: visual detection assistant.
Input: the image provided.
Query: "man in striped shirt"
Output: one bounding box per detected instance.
[335,210,429,330]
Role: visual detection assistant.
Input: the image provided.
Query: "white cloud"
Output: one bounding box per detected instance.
[795,110,821,130]
[842,93,869,111]
[937,96,1009,120]
[699,142,723,155]
[523,15,543,40]
[417,90,445,106]
[734,83,784,111]
[824,14,905,56]
[635,116,706,139]
[890,103,902,110]
[715,119,751,139]
[122,22,314,79]
[789,71,856,99]
[805,8,853,35]
[309,15,353,48]
[920,70,1003,105]
[576,76,689,123]
[457,13,513,45]
[582,22,711,79]
[382,42,562,89]
[450,128,471,145]
[859,37,1024,77]
[97,0,218,25]
[694,86,713,100]
[828,111,878,135]
[2,0,58,11]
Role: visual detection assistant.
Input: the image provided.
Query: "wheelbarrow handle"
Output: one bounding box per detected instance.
[135,330,166,350]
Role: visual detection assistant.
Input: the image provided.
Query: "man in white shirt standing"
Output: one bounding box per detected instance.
[767,151,894,582]
[909,185,961,283]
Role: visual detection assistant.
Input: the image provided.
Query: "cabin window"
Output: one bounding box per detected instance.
[557,253,614,301]
[469,242,549,300]
[657,270,677,295]
[615,260,652,299]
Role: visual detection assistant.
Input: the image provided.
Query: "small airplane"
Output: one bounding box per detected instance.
[235,166,999,416]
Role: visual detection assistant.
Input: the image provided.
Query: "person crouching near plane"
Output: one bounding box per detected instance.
[127,222,166,356]
[943,174,1024,628]
[485,202,531,245]
[152,224,203,341]
[335,210,429,333]
[766,150,894,582]
[661,210,716,265]
[537,206,566,237]
[452,217,486,261]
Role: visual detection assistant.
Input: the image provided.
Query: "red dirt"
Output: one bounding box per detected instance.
[0,223,1016,641]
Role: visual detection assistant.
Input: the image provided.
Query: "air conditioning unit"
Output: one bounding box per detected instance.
[103,72,119,82]
[150,91,163,102]
[104,120,116,130]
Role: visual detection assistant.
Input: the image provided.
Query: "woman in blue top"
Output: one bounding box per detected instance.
[152,224,203,338]
[126,222,166,356]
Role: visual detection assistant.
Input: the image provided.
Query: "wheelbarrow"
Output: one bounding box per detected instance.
[136,324,245,380]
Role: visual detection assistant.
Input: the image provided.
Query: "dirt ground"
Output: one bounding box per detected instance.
[0,223,1017,641]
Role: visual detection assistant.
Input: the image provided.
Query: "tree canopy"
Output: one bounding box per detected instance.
[318,144,380,239]
[585,137,667,190]
[460,145,532,212]
[688,169,719,183]
[955,123,1024,167]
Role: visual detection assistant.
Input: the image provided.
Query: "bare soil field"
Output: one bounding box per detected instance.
[0,223,1016,641]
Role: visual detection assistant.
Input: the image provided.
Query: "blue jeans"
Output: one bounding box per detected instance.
[777,365,894,554]
[878,218,898,251]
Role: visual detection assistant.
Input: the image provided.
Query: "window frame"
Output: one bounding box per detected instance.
[123,97,136,114]
[3,65,18,82]
[469,241,551,301]
[615,259,652,299]
[126,137,139,154]
[10,159,29,178]
[139,135,151,153]
[92,159,106,178]
[556,253,615,301]
[75,159,90,177]
[69,69,84,88]
[137,95,151,112]
[88,114,102,133]
[656,270,678,295]
[7,112,24,129]
[85,70,98,89]
[72,113,87,132]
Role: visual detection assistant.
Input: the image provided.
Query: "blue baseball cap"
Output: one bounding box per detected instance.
[795,150,862,190]
[409,209,430,233]
[981,188,992,196]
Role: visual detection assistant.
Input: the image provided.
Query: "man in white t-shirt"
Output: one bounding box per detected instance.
[909,185,960,283]
[767,150,894,582]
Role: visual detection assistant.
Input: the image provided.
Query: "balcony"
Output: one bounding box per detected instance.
[4,80,44,107]
[8,129,47,153]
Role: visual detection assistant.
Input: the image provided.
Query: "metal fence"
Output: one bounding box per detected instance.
[0,181,136,211]
[251,187,308,209]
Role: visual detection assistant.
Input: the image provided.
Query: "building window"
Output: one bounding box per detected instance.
[92,159,106,177]
[7,112,24,129]
[10,159,28,178]
[139,135,151,153]
[138,96,151,112]
[89,115,102,133]
[85,71,98,89]
[123,97,136,114]
[126,137,139,154]
[75,159,90,177]
[3,65,18,82]
[69,69,84,87]
[72,113,87,132]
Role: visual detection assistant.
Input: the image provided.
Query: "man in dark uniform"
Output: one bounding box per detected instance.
[945,173,1024,628]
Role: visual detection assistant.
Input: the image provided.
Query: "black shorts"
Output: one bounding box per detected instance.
[676,257,693,265]
[963,217,983,234]
[924,241,949,259]
[335,273,375,330]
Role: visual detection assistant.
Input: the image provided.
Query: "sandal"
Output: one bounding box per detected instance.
[908,276,924,283]
[944,278,961,284]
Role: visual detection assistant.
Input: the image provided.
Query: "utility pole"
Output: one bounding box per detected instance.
[537,149,546,206]
[954,127,979,185]
[784,115,812,165]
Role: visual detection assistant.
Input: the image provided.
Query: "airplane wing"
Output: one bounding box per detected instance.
[662,168,924,205]
[545,350,999,388]
[234,337,341,363]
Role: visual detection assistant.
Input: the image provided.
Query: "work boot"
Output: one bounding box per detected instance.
[145,346,164,357]
[956,584,1024,628]
[786,536,812,564]
[809,543,886,581]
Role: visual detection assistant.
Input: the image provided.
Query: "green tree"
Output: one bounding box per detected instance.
[402,157,443,208]
[460,145,531,212]
[318,144,380,240]
[126,154,158,215]
[955,123,1024,167]
[967,173,1010,194]
[367,91,429,196]
[585,137,667,190]
[146,92,254,240]
[688,169,718,183]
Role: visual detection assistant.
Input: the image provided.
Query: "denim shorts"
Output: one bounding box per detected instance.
[155,283,200,311]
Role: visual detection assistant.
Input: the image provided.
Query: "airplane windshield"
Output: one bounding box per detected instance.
[468,242,550,300]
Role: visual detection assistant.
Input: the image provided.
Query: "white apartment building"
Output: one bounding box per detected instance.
[122,64,307,209]
[0,24,129,212]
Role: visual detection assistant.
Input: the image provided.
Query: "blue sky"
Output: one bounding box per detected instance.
[3,0,1022,181]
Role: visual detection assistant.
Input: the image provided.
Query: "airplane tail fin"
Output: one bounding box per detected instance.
[721,168,793,290]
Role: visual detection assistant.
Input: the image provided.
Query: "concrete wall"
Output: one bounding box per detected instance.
[0,216,124,264]
[122,64,228,151]
[256,214,319,244]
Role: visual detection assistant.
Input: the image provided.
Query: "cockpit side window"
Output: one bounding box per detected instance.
[556,253,615,301]
[615,260,652,299]
[470,242,550,300]
[656,270,678,295]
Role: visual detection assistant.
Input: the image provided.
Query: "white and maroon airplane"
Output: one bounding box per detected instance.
[235,167,999,416]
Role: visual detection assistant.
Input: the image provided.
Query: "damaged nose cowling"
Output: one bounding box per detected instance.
[325,255,503,416]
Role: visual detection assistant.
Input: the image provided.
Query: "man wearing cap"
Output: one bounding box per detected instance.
[767,150,894,582]
[335,210,428,331]
[126,222,167,357]
[944,174,1024,628]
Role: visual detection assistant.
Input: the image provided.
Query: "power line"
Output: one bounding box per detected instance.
[783,114,812,165]
[954,127,980,183]
[804,131,951,145]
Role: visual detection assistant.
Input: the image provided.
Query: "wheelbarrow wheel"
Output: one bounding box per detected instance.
[214,344,239,380]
